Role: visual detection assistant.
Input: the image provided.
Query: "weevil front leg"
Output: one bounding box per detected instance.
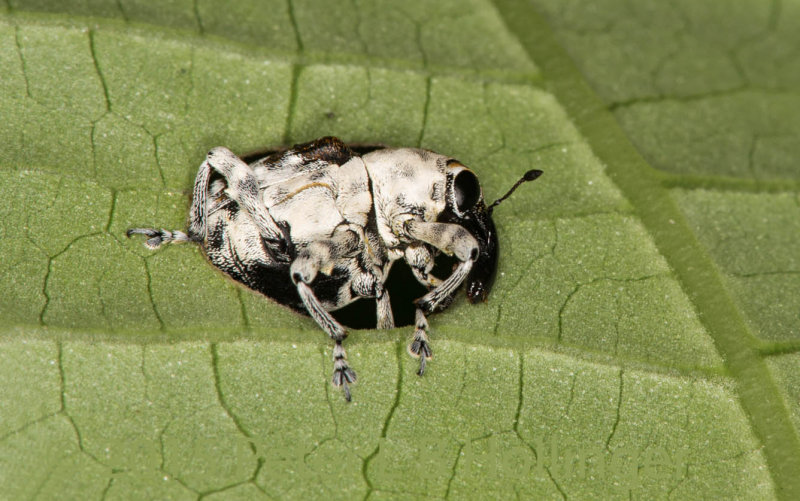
[401,244,441,374]
[398,222,478,376]
[404,243,442,290]
[402,220,478,314]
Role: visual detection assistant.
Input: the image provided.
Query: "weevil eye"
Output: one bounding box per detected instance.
[453,169,481,213]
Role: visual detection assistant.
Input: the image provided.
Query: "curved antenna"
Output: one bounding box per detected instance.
[487,169,543,215]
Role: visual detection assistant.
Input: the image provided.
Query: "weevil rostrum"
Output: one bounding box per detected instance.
[128,136,541,401]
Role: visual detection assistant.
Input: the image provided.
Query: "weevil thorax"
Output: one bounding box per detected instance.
[362,148,450,253]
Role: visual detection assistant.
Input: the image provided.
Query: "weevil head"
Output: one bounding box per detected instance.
[440,163,544,304]
[361,147,541,305]
[438,161,499,304]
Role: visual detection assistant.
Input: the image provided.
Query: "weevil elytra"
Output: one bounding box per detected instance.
[129,136,541,400]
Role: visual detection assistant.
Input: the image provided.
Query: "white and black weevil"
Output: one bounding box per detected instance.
[128,137,541,401]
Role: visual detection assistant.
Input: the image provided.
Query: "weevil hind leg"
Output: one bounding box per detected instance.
[126,228,194,249]
[205,147,294,261]
[187,158,212,240]
[407,308,433,376]
[127,158,212,249]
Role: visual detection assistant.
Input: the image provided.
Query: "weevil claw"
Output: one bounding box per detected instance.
[332,365,357,401]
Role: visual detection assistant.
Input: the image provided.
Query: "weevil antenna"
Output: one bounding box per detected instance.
[487,169,543,215]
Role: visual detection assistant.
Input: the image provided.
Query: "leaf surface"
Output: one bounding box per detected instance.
[1,0,799,499]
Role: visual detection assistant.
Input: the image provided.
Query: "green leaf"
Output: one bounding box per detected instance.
[1,0,798,499]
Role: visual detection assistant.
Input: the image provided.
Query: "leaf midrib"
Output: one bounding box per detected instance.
[489,0,800,498]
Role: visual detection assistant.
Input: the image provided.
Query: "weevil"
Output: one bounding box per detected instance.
[128,136,541,400]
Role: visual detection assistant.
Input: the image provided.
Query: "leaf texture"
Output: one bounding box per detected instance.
[1,0,799,499]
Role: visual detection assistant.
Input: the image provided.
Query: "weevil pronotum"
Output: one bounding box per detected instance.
[129,137,541,400]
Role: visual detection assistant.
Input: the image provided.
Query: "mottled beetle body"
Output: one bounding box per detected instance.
[129,137,541,400]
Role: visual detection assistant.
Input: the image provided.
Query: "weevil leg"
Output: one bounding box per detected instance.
[188,158,212,240]
[409,267,442,290]
[205,147,293,260]
[289,227,361,284]
[402,220,478,314]
[375,285,395,330]
[332,340,355,401]
[362,276,395,329]
[127,158,213,248]
[407,308,433,376]
[403,243,442,290]
[401,245,438,374]
[295,281,356,401]
[347,263,395,330]
[415,259,473,313]
[126,228,194,249]
[290,227,364,401]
